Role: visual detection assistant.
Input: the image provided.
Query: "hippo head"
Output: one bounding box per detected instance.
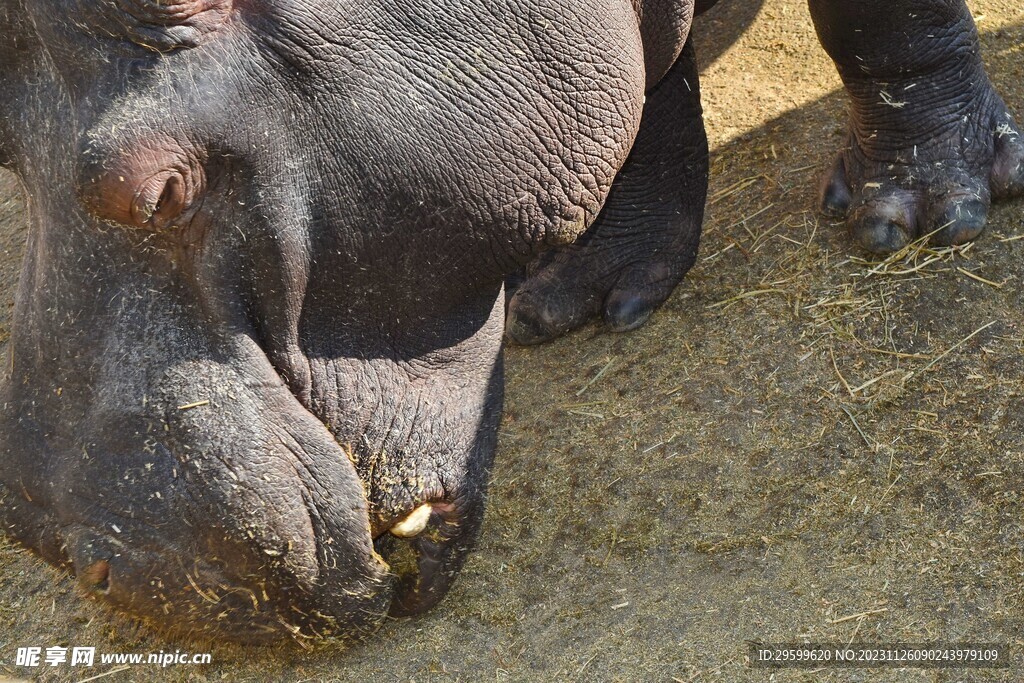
[0,0,643,642]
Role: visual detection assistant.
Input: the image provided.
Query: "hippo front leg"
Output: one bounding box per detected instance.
[505,38,708,344]
[810,0,1024,252]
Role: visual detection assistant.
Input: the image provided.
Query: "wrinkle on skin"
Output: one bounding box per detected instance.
[251,0,645,274]
[810,0,1024,251]
[2,0,651,643]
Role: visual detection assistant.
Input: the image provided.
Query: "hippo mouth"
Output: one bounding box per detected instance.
[0,288,497,644]
[372,501,470,617]
[243,319,494,633]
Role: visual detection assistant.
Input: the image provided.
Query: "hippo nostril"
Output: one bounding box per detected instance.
[389,503,433,538]
[80,559,111,594]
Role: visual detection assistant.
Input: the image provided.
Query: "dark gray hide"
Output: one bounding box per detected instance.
[1,0,1021,644]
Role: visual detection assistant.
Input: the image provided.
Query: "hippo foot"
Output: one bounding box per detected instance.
[820,78,1024,253]
[505,223,697,345]
[505,39,708,346]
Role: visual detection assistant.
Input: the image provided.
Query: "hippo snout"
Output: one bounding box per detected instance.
[61,516,394,643]
[0,269,501,642]
[57,494,477,638]
[0,371,397,642]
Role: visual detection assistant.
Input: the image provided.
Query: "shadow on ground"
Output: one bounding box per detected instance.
[0,1,1022,682]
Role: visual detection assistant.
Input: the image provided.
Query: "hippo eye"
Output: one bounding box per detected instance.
[116,0,232,51]
[120,0,231,25]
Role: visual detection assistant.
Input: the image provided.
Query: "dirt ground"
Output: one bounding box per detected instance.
[2,1,1024,681]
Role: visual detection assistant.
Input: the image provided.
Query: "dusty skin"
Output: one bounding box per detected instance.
[1,0,1023,681]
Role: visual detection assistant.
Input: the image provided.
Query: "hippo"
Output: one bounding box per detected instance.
[0,0,1020,643]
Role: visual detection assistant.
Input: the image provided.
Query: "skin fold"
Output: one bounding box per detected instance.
[0,0,1019,643]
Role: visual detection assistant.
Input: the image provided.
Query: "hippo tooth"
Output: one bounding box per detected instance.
[389,504,432,538]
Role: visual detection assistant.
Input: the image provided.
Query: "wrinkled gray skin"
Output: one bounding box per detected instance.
[0,0,1021,644]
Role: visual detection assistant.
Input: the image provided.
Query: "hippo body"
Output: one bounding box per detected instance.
[0,0,1020,642]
